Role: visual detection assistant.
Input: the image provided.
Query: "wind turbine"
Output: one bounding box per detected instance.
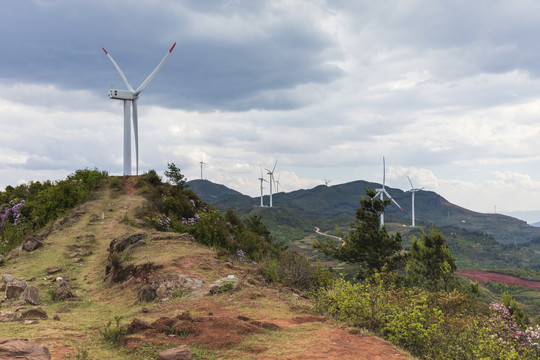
[102,43,176,175]
[265,161,277,207]
[258,166,268,207]
[374,157,402,227]
[407,176,424,227]
[323,178,331,186]
[275,174,281,193]
[200,157,206,180]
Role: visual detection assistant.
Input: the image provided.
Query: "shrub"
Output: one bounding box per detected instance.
[99,316,127,346]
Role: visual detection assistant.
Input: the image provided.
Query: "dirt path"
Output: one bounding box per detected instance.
[457,270,540,290]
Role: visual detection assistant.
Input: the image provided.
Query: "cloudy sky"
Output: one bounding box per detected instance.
[2,0,540,219]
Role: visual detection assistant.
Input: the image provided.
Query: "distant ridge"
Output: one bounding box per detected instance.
[188,179,540,246]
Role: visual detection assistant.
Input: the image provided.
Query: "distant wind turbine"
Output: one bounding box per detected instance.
[406,176,424,227]
[200,157,206,180]
[275,174,281,193]
[375,157,402,227]
[258,165,268,207]
[323,178,331,186]
[265,161,277,207]
[102,43,176,175]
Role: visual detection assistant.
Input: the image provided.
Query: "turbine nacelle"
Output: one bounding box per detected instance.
[108,89,137,100]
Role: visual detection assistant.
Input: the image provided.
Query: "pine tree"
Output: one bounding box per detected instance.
[405,228,456,291]
[314,188,404,279]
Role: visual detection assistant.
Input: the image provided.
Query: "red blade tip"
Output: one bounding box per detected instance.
[170,42,176,53]
[102,48,108,55]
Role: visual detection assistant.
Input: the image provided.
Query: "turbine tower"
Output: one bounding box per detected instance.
[265,161,277,207]
[407,176,424,227]
[200,157,206,180]
[103,43,176,175]
[275,174,281,193]
[258,166,268,207]
[374,157,402,227]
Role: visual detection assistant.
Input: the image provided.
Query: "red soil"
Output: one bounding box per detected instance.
[456,270,540,290]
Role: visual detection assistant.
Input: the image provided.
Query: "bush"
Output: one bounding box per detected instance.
[99,316,127,346]
[312,275,538,359]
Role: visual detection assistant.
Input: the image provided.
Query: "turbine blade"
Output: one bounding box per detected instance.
[383,189,402,209]
[102,48,134,92]
[260,165,263,178]
[272,160,277,173]
[132,100,139,175]
[134,42,176,95]
[407,175,414,189]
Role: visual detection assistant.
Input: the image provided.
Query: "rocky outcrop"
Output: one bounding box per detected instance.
[20,307,48,320]
[20,285,40,305]
[208,275,239,295]
[138,274,202,302]
[52,279,74,301]
[0,311,17,322]
[5,280,27,299]
[109,233,146,253]
[0,338,51,359]
[22,236,42,252]
[158,345,194,360]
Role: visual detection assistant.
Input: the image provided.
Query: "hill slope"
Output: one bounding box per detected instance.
[0,178,411,359]
[189,179,540,245]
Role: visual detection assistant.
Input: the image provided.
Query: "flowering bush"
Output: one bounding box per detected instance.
[0,199,25,228]
[313,276,539,359]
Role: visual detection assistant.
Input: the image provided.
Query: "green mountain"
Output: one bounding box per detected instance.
[188,179,540,270]
[189,179,540,245]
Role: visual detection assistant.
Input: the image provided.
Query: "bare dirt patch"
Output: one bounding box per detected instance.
[457,270,540,290]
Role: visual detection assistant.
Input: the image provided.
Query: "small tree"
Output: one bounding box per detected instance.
[405,228,457,291]
[314,188,404,279]
[164,162,187,189]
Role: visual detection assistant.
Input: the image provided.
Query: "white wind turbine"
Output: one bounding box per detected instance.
[102,43,176,175]
[200,157,206,180]
[407,176,424,227]
[374,157,402,227]
[275,174,281,193]
[258,165,268,207]
[323,177,331,186]
[265,161,277,207]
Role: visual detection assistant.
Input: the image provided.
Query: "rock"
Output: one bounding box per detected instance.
[53,315,60,321]
[0,338,51,359]
[6,281,27,299]
[208,276,239,295]
[6,248,20,261]
[54,279,74,301]
[22,237,42,252]
[1,275,14,283]
[47,267,61,275]
[157,345,194,360]
[56,308,71,313]
[22,319,39,325]
[139,274,202,302]
[0,311,17,322]
[20,307,48,320]
[20,285,40,305]
[126,318,153,334]
[109,233,146,253]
